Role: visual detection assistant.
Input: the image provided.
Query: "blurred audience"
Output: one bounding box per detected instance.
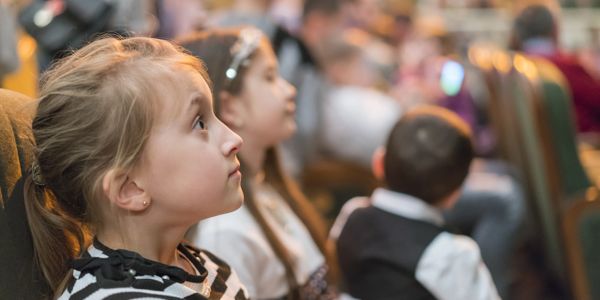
[0,0,19,83]
[320,28,401,168]
[510,4,600,135]
[20,0,155,72]
[154,0,207,39]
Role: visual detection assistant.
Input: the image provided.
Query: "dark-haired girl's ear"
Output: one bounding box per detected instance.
[219,90,245,128]
[102,169,150,212]
[371,147,386,181]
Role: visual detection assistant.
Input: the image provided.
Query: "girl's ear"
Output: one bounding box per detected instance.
[219,90,246,128]
[102,169,151,212]
[371,147,386,181]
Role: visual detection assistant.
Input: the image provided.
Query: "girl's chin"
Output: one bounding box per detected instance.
[284,121,297,137]
[222,195,244,214]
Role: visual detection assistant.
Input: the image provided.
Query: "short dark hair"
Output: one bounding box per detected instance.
[384,106,474,205]
[302,0,346,20]
[512,5,556,48]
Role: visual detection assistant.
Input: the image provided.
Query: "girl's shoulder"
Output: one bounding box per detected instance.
[58,240,249,300]
[181,243,250,299]
[181,243,229,269]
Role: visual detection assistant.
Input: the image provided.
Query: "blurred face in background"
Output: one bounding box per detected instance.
[344,0,382,29]
[236,41,298,148]
[162,0,207,38]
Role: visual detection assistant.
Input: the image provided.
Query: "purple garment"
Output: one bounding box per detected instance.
[439,88,496,157]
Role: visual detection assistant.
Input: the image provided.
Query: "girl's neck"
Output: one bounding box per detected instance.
[95,222,186,267]
[239,137,267,182]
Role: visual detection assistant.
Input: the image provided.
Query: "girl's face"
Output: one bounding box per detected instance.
[236,42,297,147]
[134,68,244,226]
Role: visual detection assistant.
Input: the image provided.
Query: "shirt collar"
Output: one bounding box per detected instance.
[523,38,557,56]
[371,188,445,226]
[71,238,207,284]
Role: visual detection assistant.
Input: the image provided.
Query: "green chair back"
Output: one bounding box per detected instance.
[530,58,592,198]
[564,190,600,300]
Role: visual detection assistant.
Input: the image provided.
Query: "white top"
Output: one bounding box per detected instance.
[331,188,501,300]
[188,183,325,299]
[321,85,402,168]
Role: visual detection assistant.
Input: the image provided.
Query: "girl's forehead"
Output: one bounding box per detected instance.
[258,40,276,61]
[153,68,213,120]
[165,67,211,97]
[248,42,277,69]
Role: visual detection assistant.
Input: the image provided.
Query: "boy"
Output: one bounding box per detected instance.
[332,106,500,300]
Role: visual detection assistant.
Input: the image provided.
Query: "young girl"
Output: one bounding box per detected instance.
[24,36,249,299]
[178,27,336,300]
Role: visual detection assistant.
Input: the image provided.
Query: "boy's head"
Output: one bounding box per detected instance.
[374,106,473,207]
[510,4,559,51]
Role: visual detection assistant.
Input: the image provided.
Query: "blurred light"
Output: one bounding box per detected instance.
[513,54,538,81]
[492,51,511,74]
[18,35,37,59]
[440,60,464,97]
[586,187,599,202]
[467,46,477,64]
[468,46,492,71]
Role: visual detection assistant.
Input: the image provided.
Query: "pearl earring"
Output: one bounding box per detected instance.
[142,200,149,206]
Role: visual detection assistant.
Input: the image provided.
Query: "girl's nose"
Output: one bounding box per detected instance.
[282,78,297,100]
[222,123,243,156]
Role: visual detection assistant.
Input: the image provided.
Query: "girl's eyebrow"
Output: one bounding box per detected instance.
[188,93,202,108]
[186,93,207,113]
[181,93,205,122]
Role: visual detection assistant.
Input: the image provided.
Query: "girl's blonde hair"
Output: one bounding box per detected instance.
[24,36,208,294]
[177,28,333,298]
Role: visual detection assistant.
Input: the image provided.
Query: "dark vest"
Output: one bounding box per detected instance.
[337,206,444,300]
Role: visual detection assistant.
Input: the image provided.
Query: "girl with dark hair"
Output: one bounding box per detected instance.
[178,27,336,300]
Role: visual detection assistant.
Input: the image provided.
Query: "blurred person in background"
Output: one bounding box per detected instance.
[576,28,600,81]
[207,0,279,40]
[179,27,337,300]
[332,106,501,300]
[393,32,496,156]
[19,0,156,72]
[154,0,207,39]
[380,11,526,298]
[201,0,347,177]
[269,0,304,33]
[510,3,600,136]
[319,28,402,169]
[0,0,20,84]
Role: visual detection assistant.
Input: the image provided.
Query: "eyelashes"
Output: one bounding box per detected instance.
[193,115,207,130]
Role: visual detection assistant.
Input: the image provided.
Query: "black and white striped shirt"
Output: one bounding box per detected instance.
[58,238,249,300]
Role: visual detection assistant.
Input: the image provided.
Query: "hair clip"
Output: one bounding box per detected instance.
[31,161,47,187]
[224,27,263,85]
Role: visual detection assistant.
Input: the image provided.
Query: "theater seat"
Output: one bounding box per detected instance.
[563,188,600,300]
[0,89,49,298]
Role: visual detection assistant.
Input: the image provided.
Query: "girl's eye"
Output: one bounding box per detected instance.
[193,116,207,130]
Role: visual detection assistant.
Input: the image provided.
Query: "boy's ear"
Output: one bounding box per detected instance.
[439,188,462,209]
[102,169,150,212]
[219,90,245,128]
[371,147,386,181]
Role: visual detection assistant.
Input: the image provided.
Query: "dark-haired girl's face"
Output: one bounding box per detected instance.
[236,42,297,147]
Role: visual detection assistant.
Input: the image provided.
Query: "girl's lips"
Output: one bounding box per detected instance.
[229,165,241,177]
